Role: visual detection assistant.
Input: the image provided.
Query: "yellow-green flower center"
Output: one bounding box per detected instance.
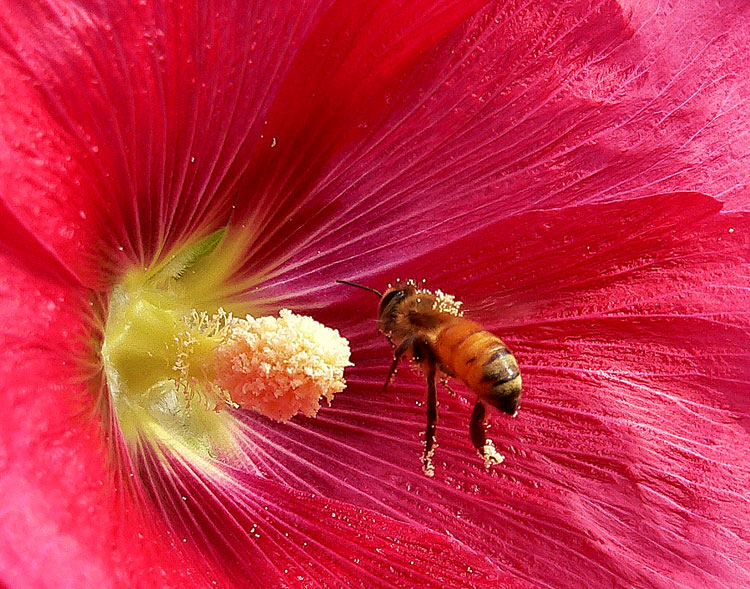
[100,231,351,460]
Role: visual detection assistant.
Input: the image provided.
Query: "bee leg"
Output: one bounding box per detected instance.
[469,400,505,469]
[413,338,438,477]
[384,336,414,391]
[422,362,439,477]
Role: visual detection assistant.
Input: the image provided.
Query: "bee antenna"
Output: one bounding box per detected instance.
[336,280,383,298]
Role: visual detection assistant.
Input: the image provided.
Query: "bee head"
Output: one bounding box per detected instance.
[377,281,418,333]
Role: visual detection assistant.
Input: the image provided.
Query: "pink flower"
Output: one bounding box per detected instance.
[1,1,749,587]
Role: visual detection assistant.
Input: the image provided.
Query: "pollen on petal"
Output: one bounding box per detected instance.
[214,310,352,422]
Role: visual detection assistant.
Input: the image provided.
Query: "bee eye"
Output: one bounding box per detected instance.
[379,289,407,312]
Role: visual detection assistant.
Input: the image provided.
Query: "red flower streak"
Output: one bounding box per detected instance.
[1,1,749,588]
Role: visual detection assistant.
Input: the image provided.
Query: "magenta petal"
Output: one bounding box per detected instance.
[252,193,750,587]
[137,449,531,588]
[4,1,750,287]
[0,196,81,286]
[0,0,336,284]
[240,1,750,298]
[225,0,488,262]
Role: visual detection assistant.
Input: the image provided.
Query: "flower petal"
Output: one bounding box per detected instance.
[0,0,487,288]
[0,196,81,286]
[0,0,337,285]
[252,192,750,587]
[242,0,750,299]
[7,1,749,291]
[136,448,529,587]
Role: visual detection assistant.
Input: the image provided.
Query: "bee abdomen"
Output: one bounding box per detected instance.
[482,347,518,384]
[481,346,522,416]
[434,320,523,415]
[433,319,487,378]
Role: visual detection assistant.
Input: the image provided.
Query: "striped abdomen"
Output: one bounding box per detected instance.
[434,318,522,415]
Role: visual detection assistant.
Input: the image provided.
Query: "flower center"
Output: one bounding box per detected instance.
[100,231,351,459]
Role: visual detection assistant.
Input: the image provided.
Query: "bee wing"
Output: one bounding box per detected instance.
[464,296,535,331]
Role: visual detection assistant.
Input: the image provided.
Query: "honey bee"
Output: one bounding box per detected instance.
[338,279,522,476]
